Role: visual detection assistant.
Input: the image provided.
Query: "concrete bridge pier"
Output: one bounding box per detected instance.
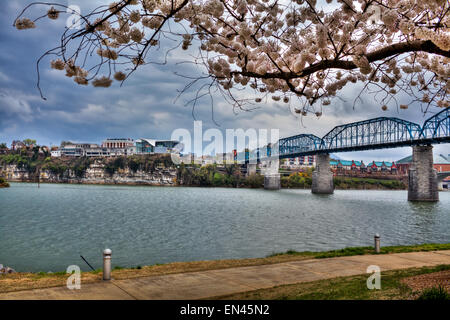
[246,163,257,176]
[408,145,439,202]
[312,154,334,194]
[263,159,280,190]
[264,174,281,190]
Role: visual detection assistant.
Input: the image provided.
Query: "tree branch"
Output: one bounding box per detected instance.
[234,40,449,80]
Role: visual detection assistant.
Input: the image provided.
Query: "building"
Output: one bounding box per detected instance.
[102,138,134,149]
[102,138,135,155]
[396,153,450,174]
[83,147,111,157]
[329,159,397,173]
[11,140,25,151]
[366,161,397,172]
[282,155,316,168]
[135,139,180,154]
[0,144,8,155]
[331,160,364,171]
[60,145,83,157]
[51,149,61,157]
[50,137,181,158]
[58,143,99,157]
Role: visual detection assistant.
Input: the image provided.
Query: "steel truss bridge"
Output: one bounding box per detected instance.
[269,108,450,159]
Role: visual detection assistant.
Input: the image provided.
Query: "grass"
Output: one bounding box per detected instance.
[212,264,450,300]
[267,243,450,259]
[0,243,448,293]
[417,285,450,300]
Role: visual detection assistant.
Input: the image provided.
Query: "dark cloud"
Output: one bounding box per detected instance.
[0,1,448,162]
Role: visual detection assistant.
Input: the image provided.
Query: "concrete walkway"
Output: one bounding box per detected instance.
[1,250,449,300]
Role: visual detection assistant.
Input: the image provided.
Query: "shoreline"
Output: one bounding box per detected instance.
[1,243,449,293]
[5,180,409,191]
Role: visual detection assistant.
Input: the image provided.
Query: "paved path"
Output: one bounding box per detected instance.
[1,250,449,300]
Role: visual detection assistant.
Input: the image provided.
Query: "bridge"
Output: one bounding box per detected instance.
[277,108,449,158]
[253,108,450,201]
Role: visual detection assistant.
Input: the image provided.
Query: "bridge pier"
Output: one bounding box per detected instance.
[408,145,439,202]
[246,163,257,176]
[264,174,281,190]
[263,159,280,190]
[312,154,334,194]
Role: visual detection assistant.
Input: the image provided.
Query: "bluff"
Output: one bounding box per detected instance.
[0,155,177,186]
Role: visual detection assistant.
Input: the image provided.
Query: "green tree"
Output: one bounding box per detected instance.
[23,139,36,147]
[212,172,224,186]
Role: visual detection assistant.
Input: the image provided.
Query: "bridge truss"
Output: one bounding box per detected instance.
[278,134,322,156]
[271,108,450,159]
[421,108,450,142]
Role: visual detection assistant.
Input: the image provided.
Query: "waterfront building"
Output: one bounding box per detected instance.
[102,138,135,155]
[83,147,111,157]
[367,161,397,172]
[58,143,99,157]
[52,138,180,158]
[11,140,26,151]
[215,153,226,163]
[102,138,134,149]
[0,144,8,154]
[60,145,84,157]
[282,155,316,169]
[396,153,450,174]
[213,152,235,164]
[202,155,216,165]
[329,159,396,173]
[50,149,61,157]
[135,138,180,154]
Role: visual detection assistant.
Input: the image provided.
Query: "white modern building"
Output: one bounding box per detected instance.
[50,149,61,157]
[135,138,181,154]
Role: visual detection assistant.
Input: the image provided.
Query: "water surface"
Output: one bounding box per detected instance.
[0,183,449,272]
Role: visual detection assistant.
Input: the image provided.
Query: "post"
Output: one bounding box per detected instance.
[374,234,380,253]
[103,249,112,280]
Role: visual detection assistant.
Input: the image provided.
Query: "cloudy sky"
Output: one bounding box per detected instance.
[0,0,448,162]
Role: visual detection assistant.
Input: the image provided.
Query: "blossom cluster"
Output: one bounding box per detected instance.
[14,0,449,112]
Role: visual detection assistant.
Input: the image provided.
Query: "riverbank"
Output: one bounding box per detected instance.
[3,176,407,190]
[0,177,9,188]
[1,243,448,293]
[1,153,407,190]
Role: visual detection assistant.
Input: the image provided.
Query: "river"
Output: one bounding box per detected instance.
[0,183,449,272]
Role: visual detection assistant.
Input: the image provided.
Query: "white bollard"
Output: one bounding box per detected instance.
[103,249,112,280]
[374,234,380,253]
